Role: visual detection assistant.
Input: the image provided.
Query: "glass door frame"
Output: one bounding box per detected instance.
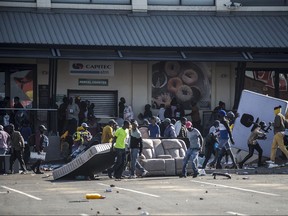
[0,64,37,108]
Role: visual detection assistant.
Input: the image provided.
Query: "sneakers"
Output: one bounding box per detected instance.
[107,169,113,179]
[141,170,148,177]
[20,170,27,175]
[179,174,187,178]
[266,160,275,164]
[268,163,279,168]
[128,175,137,179]
[7,170,14,174]
[192,172,199,178]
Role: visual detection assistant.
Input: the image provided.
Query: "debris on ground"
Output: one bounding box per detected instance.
[85,193,106,199]
[42,174,51,178]
[199,198,204,200]
[69,200,89,203]
[40,164,63,171]
[212,172,231,179]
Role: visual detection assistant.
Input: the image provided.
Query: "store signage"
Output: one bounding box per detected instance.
[79,79,108,86]
[70,61,114,76]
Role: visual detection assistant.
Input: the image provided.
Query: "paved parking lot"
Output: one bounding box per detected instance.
[0,170,288,216]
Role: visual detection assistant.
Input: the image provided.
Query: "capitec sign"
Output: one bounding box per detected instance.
[70,61,114,76]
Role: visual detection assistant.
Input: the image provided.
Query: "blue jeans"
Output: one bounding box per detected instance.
[182,148,199,176]
[130,148,145,176]
[216,138,237,169]
[111,148,126,179]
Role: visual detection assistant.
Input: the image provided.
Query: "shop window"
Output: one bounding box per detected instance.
[244,70,288,101]
[91,0,130,4]
[148,0,179,5]
[51,0,131,4]
[232,0,288,6]
[148,0,215,6]
[0,0,35,2]
[52,0,90,3]
[151,61,211,110]
[0,64,36,109]
[182,0,215,5]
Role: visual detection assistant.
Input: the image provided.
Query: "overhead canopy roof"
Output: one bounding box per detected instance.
[0,9,288,61]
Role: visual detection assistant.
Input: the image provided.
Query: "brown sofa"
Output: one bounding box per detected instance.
[138,139,191,176]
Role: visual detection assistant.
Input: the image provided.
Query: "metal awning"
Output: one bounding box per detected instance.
[1,47,288,62]
[0,9,288,61]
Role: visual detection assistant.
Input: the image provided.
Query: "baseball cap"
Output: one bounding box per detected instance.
[81,122,89,128]
[131,120,139,127]
[39,125,47,130]
[108,119,117,125]
[186,121,192,129]
[164,118,171,124]
[155,117,161,124]
[274,105,282,110]
[218,110,227,117]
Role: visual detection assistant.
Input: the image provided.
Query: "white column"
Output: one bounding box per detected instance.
[215,0,229,11]
[132,0,147,12]
[132,62,148,121]
[37,0,51,8]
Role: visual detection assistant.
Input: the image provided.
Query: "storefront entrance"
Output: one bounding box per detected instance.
[68,90,118,118]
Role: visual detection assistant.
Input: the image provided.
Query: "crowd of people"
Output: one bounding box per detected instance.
[101,98,288,180]
[1,94,288,179]
[0,123,49,175]
[0,96,50,174]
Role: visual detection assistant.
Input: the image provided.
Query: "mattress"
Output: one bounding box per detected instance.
[52,143,115,180]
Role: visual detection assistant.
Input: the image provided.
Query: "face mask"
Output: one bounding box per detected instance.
[274,108,281,115]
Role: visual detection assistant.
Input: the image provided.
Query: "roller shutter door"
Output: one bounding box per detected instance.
[68,90,118,117]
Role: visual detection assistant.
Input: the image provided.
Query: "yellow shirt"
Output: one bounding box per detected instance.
[114,127,128,149]
[101,125,114,143]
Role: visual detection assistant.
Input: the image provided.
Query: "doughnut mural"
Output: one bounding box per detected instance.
[152,61,211,110]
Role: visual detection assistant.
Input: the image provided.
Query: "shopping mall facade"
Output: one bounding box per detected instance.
[0,0,287,134]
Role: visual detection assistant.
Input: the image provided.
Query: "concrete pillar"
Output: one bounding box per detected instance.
[37,0,51,8]
[132,0,147,12]
[132,62,148,121]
